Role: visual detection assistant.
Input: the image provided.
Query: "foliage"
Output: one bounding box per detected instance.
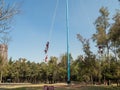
[76,6,120,86]
[93,7,110,46]
[0,1,120,87]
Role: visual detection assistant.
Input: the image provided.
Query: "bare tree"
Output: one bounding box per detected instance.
[0,0,20,44]
[0,0,20,82]
[0,34,11,45]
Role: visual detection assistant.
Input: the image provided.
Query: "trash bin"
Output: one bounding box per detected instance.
[49,86,54,90]
[43,86,54,90]
[44,85,48,90]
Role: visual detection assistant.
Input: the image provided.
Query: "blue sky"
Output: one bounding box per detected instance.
[7,0,120,62]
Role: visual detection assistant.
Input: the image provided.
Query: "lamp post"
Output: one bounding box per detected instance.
[66,0,70,84]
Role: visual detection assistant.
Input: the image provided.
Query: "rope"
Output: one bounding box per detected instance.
[44,0,59,62]
[79,1,94,40]
[48,0,59,41]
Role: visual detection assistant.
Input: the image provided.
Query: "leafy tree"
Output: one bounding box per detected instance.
[48,56,58,83]
[109,10,120,60]
[92,6,120,86]
[93,7,110,58]
[77,34,100,84]
[93,7,109,45]
[71,55,85,81]
[39,62,48,83]
[58,53,73,82]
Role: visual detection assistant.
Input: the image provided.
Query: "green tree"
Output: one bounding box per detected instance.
[58,53,73,82]
[71,55,84,81]
[93,7,109,45]
[77,34,100,84]
[47,56,58,83]
[39,62,48,83]
[109,10,120,60]
[93,7,110,59]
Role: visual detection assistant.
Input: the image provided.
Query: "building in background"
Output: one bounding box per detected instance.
[0,44,8,62]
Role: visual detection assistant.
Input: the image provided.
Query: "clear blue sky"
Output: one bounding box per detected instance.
[7,0,119,62]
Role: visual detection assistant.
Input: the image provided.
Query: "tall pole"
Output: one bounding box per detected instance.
[66,0,70,84]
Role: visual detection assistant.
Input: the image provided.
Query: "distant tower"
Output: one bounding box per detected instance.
[0,44,8,62]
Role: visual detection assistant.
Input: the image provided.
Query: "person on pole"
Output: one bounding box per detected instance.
[44,41,49,62]
[44,41,49,54]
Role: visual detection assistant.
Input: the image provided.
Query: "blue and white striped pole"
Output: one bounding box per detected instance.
[66,0,70,84]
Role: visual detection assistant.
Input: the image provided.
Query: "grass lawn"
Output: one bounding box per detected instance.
[0,86,120,90]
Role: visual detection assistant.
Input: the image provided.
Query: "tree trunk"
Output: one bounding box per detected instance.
[91,75,93,85]
[0,71,2,83]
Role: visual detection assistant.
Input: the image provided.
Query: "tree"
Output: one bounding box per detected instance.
[57,53,73,82]
[0,0,20,49]
[0,34,11,45]
[0,0,20,34]
[39,62,48,83]
[71,55,84,81]
[93,7,110,58]
[93,7,120,86]
[0,54,4,83]
[77,34,100,84]
[109,10,120,60]
[48,56,58,83]
[93,7,109,45]
[0,0,20,82]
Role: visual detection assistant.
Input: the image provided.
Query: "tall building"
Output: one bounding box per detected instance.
[0,44,8,62]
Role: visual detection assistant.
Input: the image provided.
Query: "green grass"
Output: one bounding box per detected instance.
[79,86,120,90]
[0,86,120,90]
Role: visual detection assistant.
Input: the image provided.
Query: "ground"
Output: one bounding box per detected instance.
[0,83,120,90]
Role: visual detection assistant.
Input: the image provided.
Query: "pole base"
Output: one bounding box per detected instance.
[67,80,71,84]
